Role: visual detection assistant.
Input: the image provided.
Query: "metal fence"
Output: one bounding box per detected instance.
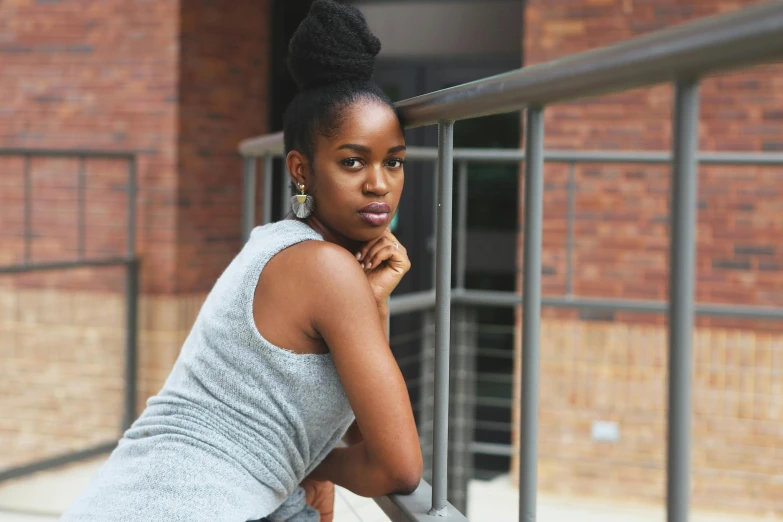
[0,148,139,482]
[239,3,783,521]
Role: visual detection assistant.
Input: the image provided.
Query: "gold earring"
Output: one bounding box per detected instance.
[291,182,314,218]
[296,183,307,204]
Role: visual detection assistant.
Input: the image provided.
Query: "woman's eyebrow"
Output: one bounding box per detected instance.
[337,143,371,153]
[336,144,407,154]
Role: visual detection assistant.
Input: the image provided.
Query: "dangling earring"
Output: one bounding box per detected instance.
[291,182,314,219]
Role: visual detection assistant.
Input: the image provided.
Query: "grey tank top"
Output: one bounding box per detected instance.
[61,219,355,521]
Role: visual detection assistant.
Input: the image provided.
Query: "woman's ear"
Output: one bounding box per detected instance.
[286,150,309,190]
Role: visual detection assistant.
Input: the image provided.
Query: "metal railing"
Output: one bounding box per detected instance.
[239,3,783,521]
[240,147,783,520]
[0,148,139,481]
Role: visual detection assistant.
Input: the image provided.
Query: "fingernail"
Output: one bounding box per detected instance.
[356,252,362,260]
[366,262,372,269]
[361,263,365,269]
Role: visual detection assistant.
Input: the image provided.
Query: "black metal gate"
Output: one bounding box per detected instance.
[0,148,139,481]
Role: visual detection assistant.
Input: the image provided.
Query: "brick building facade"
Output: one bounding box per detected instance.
[1,0,270,468]
[1,0,781,517]
[512,0,783,517]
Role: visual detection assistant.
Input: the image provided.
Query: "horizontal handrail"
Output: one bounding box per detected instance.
[0,442,118,482]
[0,148,137,159]
[387,289,783,320]
[0,257,137,274]
[240,132,284,156]
[389,290,437,315]
[456,289,783,320]
[376,480,469,522]
[240,141,783,166]
[398,148,783,165]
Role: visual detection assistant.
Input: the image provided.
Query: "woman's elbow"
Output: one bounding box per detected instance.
[386,455,422,495]
[390,470,421,495]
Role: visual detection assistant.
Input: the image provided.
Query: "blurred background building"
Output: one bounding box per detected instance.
[1,0,782,519]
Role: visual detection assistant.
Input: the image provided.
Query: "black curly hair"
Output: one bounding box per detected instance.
[283,0,400,162]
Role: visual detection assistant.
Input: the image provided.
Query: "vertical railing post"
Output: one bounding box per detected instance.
[262,154,274,225]
[77,156,86,261]
[430,120,455,516]
[449,305,477,513]
[667,78,700,522]
[456,161,468,290]
[242,156,256,242]
[127,158,137,261]
[123,258,139,431]
[565,162,575,297]
[419,309,436,485]
[431,158,439,287]
[24,155,31,265]
[123,157,139,431]
[280,161,291,221]
[452,160,472,513]
[520,106,545,522]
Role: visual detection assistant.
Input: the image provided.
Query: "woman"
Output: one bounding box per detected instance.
[61,1,422,521]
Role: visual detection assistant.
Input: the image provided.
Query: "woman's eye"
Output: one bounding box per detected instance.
[387,159,405,168]
[342,158,363,168]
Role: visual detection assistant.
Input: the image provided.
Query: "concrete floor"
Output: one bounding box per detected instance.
[0,458,777,521]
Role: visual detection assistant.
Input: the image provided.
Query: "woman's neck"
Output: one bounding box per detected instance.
[298,215,362,253]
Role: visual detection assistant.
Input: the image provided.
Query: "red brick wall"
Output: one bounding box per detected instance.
[0,0,271,294]
[0,0,181,293]
[176,0,270,293]
[523,0,783,319]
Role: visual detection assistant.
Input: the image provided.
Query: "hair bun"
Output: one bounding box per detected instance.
[287,0,381,91]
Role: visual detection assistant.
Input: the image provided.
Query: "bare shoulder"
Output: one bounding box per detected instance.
[277,240,367,286]
[255,239,373,351]
[263,240,371,300]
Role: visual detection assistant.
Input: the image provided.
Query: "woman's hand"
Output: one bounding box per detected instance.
[301,477,335,522]
[356,228,410,309]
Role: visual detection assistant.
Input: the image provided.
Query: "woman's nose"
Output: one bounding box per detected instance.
[364,165,390,195]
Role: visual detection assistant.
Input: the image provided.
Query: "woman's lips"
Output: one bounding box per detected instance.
[359,211,390,226]
[358,202,391,226]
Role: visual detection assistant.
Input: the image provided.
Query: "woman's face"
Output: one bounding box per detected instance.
[292,99,406,244]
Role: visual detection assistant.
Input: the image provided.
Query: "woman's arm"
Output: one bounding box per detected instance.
[299,242,422,498]
[342,419,363,446]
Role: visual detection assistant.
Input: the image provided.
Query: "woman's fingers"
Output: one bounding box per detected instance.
[356,235,383,264]
[364,245,397,272]
[362,239,390,270]
[355,229,409,274]
[370,244,411,275]
[365,238,406,271]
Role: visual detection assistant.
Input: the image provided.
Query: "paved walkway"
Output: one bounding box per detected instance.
[0,458,777,521]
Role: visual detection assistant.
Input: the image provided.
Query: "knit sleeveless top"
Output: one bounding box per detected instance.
[62,220,356,522]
